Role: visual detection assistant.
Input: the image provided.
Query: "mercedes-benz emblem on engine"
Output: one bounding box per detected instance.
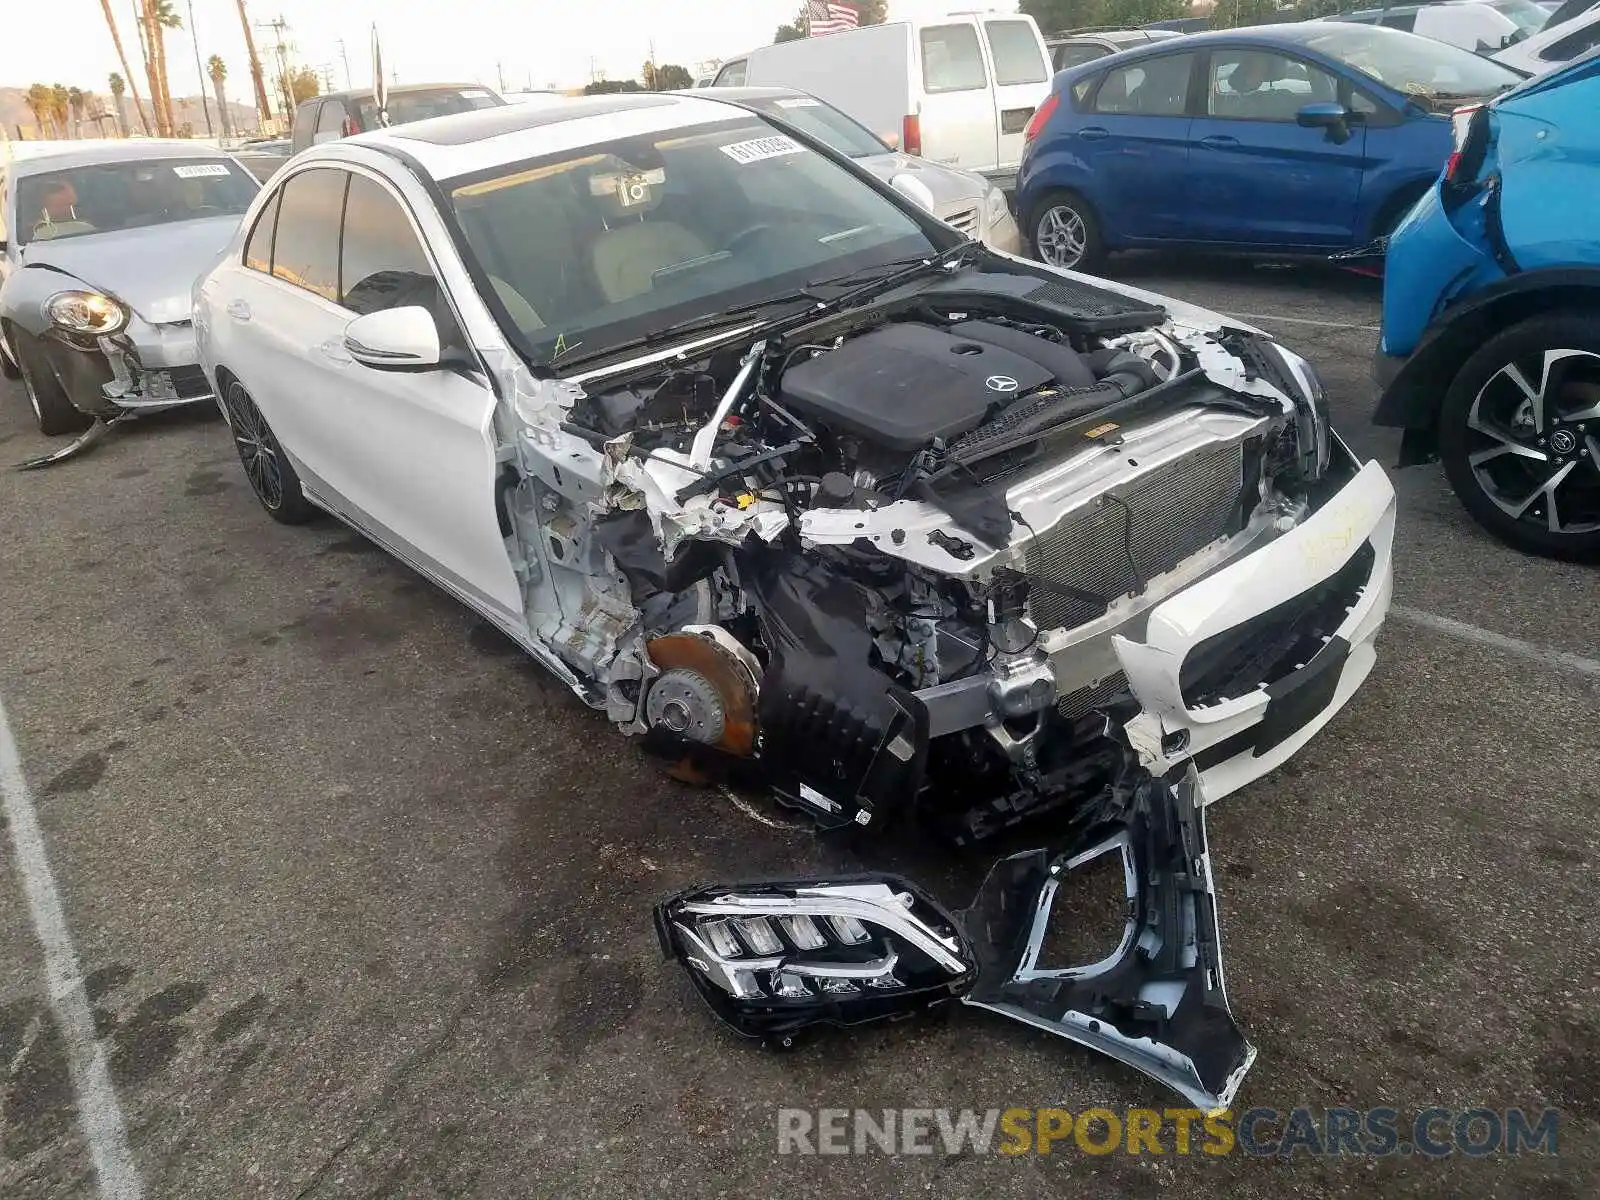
[985,375,1019,393]
[1550,429,1577,454]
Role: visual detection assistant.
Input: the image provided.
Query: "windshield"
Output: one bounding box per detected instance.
[16,157,258,246]
[1491,0,1552,34]
[356,87,500,130]
[1300,23,1526,96]
[747,96,888,158]
[448,116,934,370]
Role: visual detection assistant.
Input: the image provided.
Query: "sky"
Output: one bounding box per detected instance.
[2,0,1020,114]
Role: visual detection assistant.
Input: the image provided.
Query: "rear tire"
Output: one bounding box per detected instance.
[1438,313,1600,562]
[11,331,92,436]
[219,375,316,524]
[1028,189,1106,273]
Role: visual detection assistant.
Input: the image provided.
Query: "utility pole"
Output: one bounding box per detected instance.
[337,39,352,89]
[256,15,294,122]
[235,0,273,129]
[186,0,214,137]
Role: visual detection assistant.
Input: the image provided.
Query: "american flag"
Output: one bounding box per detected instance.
[806,1,860,36]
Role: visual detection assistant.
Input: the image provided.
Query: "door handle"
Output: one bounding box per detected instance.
[225,299,251,322]
[1199,134,1240,149]
[317,337,352,365]
[1077,126,1109,141]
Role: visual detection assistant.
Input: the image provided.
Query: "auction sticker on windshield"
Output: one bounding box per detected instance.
[173,163,231,178]
[775,98,822,108]
[720,135,806,165]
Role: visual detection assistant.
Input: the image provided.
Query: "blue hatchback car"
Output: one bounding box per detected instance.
[1373,48,1600,561]
[1016,22,1525,271]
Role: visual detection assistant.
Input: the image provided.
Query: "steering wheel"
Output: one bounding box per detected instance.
[726,223,778,256]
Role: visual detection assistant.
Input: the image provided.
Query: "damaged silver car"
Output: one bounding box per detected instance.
[0,139,259,466]
[194,93,1395,845]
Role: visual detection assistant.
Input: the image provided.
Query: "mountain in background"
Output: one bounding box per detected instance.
[0,86,263,140]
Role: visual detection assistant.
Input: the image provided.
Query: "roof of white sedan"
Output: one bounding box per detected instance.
[341,92,758,182]
[3,137,236,174]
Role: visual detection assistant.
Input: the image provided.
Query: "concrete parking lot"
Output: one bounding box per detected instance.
[0,258,1595,1199]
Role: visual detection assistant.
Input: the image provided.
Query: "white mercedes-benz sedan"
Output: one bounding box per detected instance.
[194,92,1394,845]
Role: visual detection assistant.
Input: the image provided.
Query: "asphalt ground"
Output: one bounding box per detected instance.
[0,255,1596,1199]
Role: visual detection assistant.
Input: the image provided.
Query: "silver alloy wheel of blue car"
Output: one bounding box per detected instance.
[1466,348,1600,535]
[1034,202,1089,269]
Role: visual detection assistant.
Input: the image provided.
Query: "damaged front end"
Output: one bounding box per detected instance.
[16,313,216,470]
[656,759,1255,1110]
[490,253,1393,845]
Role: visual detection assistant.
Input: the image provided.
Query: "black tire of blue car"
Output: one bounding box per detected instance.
[1028,190,1105,273]
[1438,313,1600,562]
[10,330,93,436]
[220,375,316,525]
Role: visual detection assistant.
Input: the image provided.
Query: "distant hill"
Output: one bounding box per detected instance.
[1,86,262,140]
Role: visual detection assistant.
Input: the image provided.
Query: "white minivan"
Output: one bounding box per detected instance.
[712,14,1052,189]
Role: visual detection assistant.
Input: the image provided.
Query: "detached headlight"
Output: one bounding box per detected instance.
[45,290,128,336]
[656,875,973,1046]
[1272,342,1331,480]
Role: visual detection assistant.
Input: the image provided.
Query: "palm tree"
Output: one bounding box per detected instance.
[208,55,230,139]
[50,85,72,139]
[68,87,87,138]
[99,1,151,135]
[25,83,52,138]
[134,1,180,135]
[108,72,128,136]
[152,1,183,136]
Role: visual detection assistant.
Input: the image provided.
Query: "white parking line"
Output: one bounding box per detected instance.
[1227,312,1380,332]
[1392,605,1600,678]
[0,697,142,1199]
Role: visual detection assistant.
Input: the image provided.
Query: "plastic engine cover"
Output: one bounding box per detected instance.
[779,322,1054,452]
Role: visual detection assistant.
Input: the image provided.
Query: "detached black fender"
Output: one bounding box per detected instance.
[1375,267,1600,465]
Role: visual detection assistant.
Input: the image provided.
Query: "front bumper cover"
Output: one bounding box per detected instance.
[1114,454,1395,803]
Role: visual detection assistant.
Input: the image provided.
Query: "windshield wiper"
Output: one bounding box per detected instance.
[548,241,974,374]
[805,241,975,295]
[548,292,820,371]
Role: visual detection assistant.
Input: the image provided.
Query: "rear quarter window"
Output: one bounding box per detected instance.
[985,19,1048,85]
[921,24,989,93]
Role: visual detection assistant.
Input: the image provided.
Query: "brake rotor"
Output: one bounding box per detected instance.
[645,628,760,757]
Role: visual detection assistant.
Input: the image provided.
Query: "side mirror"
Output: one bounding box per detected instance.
[343,306,441,370]
[1296,102,1352,144]
[889,172,937,214]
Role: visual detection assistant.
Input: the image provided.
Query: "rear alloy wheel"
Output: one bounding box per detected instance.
[1439,314,1600,561]
[1030,190,1105,272]
[221,377,315,524]
[12,331,93,436]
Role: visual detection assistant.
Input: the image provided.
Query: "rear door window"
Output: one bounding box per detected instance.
[984,19,1048,85]
[269,167,347,301]
[1092,53,1195,116]
[921,24,989,92]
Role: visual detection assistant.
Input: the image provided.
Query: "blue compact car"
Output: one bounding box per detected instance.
[1374,48,1600,560]
[1016,22,1524,271]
